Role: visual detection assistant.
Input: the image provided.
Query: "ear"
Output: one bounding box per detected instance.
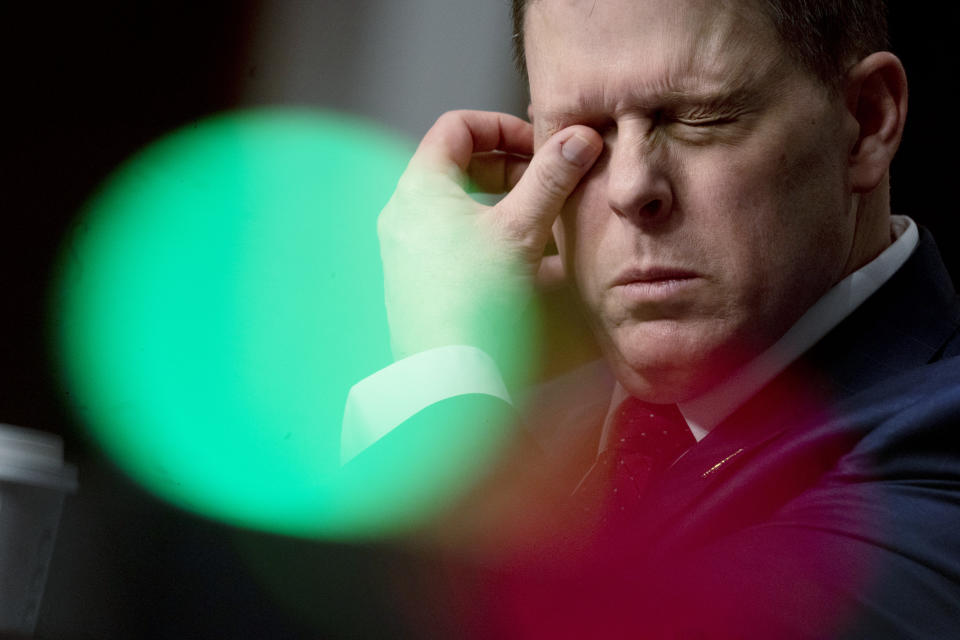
[844,52,908,193]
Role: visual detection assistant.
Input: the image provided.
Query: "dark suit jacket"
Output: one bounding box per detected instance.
[417,228,960,639]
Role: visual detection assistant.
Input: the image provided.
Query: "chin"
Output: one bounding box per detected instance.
[601,322,749,404]
[609,358,707,404]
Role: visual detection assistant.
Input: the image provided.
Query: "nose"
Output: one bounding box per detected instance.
[605,122,673,224]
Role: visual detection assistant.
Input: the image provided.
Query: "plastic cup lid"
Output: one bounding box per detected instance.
[0,423,78,492]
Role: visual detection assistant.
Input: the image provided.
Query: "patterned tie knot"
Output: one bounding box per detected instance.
[572,396,695,522]
[607,396,695,476]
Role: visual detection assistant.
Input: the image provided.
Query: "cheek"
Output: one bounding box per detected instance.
[694,146,848,316]
[554,179,597,267]
[567,187,617,286]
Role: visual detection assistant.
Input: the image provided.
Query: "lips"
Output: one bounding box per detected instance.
[611,267,700,287]
[608,267,702,304]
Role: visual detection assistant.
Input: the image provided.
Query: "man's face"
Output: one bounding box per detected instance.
[526,0,860,402]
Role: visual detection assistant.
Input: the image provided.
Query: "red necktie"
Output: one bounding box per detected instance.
[573,396,695,521]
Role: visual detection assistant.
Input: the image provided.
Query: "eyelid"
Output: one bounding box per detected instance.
[669,103,746,126]
[673,116,738,127]
[544,108,739,136]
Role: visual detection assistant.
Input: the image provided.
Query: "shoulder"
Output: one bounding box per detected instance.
[654,355,960,637]
[836,353,960,454]
[761,354,960,634]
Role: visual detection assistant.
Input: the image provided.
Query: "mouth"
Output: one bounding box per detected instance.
[612,267,701,287]
[611,267,702,301]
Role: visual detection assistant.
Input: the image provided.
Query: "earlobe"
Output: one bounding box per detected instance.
[845,52,909,193]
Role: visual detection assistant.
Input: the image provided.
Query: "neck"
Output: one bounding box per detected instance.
[842,178,893,278]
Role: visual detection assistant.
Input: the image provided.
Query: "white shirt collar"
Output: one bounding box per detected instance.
[600,216,919,447]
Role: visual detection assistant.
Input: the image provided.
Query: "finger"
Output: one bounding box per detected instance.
[465,152,531,194]
[496,125,603,251]
[414,110,534,175]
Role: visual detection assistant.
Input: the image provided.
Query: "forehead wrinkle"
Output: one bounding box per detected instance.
[654,1,782,99]
[545,5,775,79]
[528,0,792,133]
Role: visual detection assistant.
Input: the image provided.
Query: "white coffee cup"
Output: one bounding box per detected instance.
[0,424,78,636]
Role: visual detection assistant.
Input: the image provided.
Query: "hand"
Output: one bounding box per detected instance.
[378,110,602,364]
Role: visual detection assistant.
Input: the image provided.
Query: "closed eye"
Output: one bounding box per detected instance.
[673,116,738,127]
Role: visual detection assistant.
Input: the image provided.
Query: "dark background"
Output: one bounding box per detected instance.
[1,3,957,638]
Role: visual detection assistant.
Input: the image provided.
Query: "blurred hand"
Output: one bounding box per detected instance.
[378,110,602,362]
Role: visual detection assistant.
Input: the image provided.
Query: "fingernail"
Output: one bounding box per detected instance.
[561,133,596,166]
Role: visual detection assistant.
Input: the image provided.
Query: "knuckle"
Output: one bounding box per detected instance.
[377,194,413,238]
[435,110,458,126]
[534,158,572,200]
[435,110,468,129]
[395,168,421,192]
[495,216,540,257]
[376,205,395,239]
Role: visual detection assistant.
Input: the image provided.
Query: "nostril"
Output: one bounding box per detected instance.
[642,200,663,217]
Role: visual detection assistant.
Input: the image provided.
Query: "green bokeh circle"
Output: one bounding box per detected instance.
[51,108,523,538]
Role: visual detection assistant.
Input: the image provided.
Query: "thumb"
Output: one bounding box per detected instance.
[495,125,602,254]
